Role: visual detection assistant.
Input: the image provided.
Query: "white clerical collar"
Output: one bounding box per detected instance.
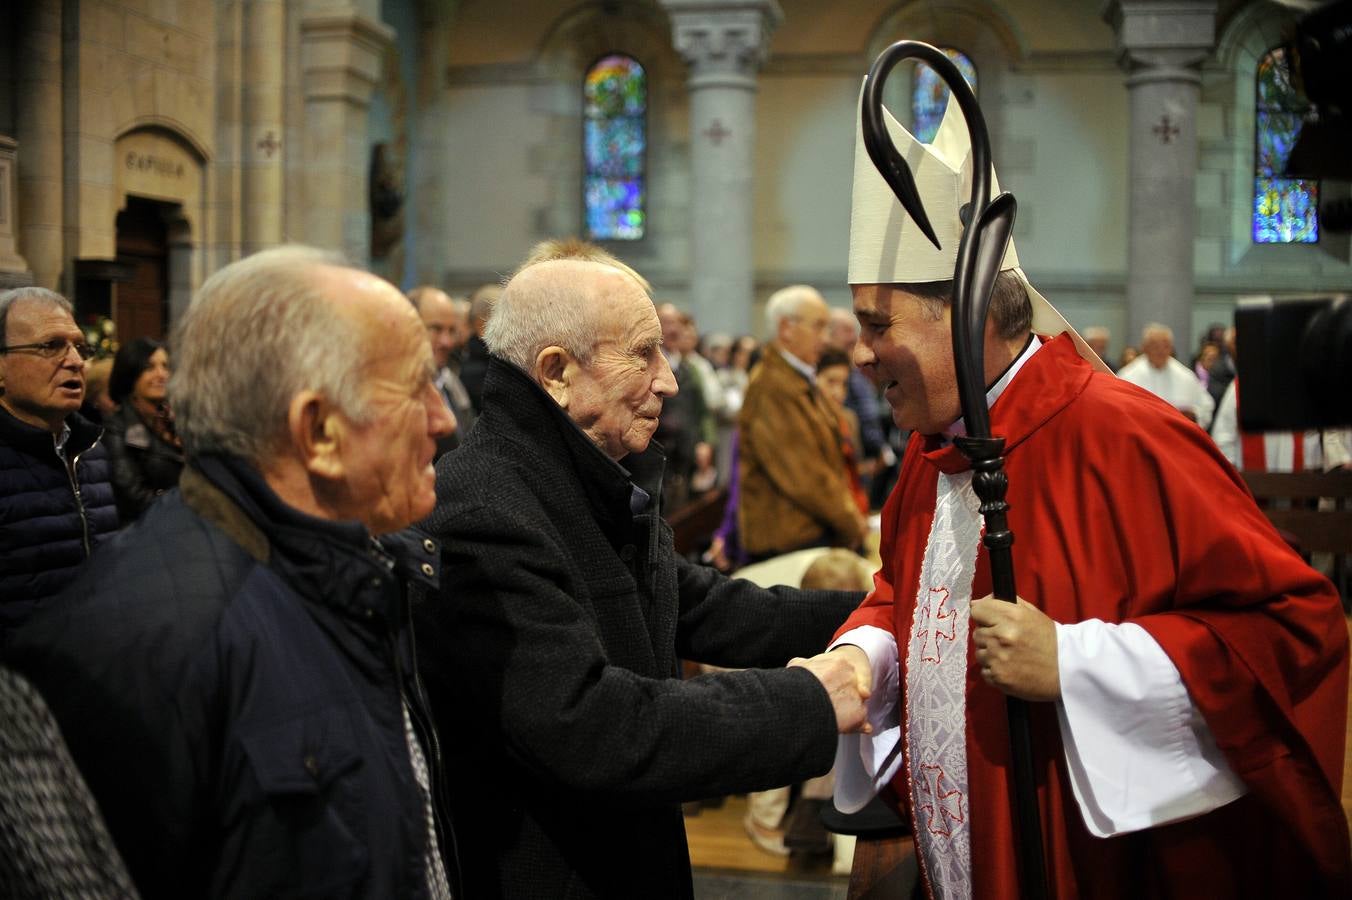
[778,346,817,384]
[945,334,1043,439]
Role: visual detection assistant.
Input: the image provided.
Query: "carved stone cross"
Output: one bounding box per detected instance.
[257,131,282,158]
[1152,115,1180,145]
[702,119,731,146]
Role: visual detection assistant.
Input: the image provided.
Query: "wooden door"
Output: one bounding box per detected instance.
[114,196,170,342]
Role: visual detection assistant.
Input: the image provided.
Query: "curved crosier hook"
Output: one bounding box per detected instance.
[860,40,1046,900]
[861,40,1014,439]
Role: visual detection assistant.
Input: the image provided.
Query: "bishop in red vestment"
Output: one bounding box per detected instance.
[820,88,1350,899]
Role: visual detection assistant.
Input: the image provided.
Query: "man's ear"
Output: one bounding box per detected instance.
[287,390,346,480]
[534,346,573,408]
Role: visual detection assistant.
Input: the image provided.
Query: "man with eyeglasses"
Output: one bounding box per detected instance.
[0,287,117,637]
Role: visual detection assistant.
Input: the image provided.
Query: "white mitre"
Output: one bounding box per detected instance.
[848,88,1110,373]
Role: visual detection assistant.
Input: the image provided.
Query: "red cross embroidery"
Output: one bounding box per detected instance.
[917,764,965,836]
[916,587,956,664]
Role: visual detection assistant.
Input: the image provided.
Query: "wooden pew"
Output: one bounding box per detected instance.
[1241,469,1352,609]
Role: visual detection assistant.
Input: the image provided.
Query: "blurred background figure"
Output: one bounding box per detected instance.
[408,285,473,456]
[103,337,184,522]
[1116,323,1215,427]
[655,302,714,511]
[827,308,887,495]
[816,348,870,520]
[1083,326,1113,372]
[461,282,502,413]
[80,358,117,424]
[739,286,865,562]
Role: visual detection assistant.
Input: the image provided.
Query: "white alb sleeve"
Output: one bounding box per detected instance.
[827,625,904,813]
[1055,619,1247,837]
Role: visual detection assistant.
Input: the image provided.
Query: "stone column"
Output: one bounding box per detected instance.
[661,0,782,335]
[1104,0,1216,351]
[15,2,62,290]
[243,0,285,253]
[299,4,392,265]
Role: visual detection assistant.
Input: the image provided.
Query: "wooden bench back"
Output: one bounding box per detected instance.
[1241,470,1352,607]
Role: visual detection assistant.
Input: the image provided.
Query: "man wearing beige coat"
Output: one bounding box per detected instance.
[738,286,867,561]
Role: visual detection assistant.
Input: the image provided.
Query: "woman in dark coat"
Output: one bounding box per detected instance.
[103,337,183,520]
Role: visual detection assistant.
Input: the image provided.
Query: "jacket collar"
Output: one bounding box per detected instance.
[478,356,665,536]
[920,333,1094,475]
[754,345,816,394]
[182,454,440,625]
[0,404,102,460]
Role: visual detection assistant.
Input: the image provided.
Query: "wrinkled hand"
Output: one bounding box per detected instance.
[789,652,872,735]
[830,644,873,697]
[969,595,1060,702]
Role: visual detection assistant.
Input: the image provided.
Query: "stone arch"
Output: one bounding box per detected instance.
[531,2,684,262]
[113,125,209,326]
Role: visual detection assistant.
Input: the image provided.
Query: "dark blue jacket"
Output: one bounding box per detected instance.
[6,454,458,899]
[0,406,117,634]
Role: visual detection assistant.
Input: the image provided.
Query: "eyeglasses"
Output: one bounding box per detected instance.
[0,338,97,360]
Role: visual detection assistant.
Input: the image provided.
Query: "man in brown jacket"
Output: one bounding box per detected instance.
[738,285,867,560]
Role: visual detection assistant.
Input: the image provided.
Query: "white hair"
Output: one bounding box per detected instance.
[485,262,609,370]
[1142,322,1174,344]
[1083,325,1109,342]
[765,285,822,334]
[0,287,73,346]
[169,245,372,465]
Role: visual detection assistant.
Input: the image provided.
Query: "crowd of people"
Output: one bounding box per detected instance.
[1082,320,1350,473]
[0,86,1348,900]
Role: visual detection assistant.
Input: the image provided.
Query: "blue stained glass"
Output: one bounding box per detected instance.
[585,178,645,240]
[584,119,645,178]
[1253,177,1318,243]
[584,55,645,240]
[1253,47,1318,243]
[912,50,977,144]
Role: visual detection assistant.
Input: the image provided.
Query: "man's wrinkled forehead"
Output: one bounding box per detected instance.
[5,299,79,337]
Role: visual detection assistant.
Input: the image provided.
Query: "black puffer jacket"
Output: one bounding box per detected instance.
[7,454,458,899]
[101,402,184,521]
[0,406,117,635]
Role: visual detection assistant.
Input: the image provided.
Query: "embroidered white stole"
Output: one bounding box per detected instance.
[905,470,982,900]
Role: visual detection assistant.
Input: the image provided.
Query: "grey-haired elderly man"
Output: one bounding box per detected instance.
[413,238,870,899]
[0,287,117,637]
[8,247,460,899]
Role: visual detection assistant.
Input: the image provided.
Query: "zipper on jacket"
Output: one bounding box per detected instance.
[390,618,461,899]
[63,444,94,557]
[405,595,462,897]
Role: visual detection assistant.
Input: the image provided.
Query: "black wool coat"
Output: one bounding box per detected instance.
[413,358,863,899]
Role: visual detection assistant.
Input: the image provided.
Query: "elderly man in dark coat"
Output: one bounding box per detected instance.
[0,287,117,638]
[9,247,459,899]
[414,240,870,899]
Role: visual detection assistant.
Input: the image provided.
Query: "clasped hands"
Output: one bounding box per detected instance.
[788,646,874,735]
[791,594,1061,735]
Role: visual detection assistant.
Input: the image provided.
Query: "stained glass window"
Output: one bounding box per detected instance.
[584,55,646,241]
[1253,46,1318,243]
[911,49,977,144]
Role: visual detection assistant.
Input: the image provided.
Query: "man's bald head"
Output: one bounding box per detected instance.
[487,257,677,460]
[486,259,649,372]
